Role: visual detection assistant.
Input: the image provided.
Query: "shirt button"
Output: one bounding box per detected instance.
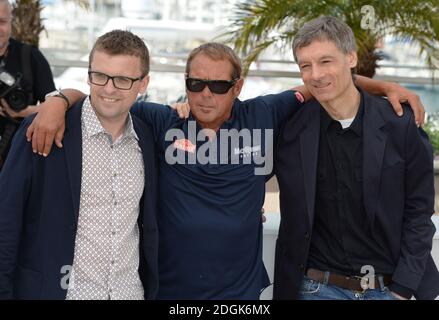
[114,201,118,206]
[112,231,116,236]
[305,232,310,240]
[111,260,115,265]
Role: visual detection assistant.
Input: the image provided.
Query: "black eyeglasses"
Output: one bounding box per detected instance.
[185,77,238,94]
[88,71,145,90]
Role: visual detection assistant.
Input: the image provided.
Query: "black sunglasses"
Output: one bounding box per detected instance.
[185,77,238,94]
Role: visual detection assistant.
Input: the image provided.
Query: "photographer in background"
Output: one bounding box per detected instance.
[0,0,55,169]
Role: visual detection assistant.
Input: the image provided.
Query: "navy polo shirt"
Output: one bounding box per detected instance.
[131,90,302,299]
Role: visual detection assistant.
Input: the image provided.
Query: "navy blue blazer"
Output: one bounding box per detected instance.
[0,100,159,299]
[274,90,439,300]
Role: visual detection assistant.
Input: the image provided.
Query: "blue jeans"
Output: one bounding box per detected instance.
[298,276,398,300]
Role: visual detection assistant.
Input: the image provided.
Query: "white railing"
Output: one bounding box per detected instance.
[41,49,439,85]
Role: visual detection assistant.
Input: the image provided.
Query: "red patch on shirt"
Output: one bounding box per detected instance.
[174,139,196,153]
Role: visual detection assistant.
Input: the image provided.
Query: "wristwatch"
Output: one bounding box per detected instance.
[45,90,70,110]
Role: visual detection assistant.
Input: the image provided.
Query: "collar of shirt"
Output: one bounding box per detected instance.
[320,93,364,136]
[81,96,139,142]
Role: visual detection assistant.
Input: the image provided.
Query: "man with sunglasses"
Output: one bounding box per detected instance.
[0,30,159,299]
[23,42,425,300]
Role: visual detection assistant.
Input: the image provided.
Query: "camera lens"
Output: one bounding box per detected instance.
[7,89,28,112]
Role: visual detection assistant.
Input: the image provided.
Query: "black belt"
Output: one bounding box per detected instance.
[307,268,392,292]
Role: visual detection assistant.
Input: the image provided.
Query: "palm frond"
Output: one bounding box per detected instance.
[12,0,44,47]
[11,0,89,48]
[227,0,439,76]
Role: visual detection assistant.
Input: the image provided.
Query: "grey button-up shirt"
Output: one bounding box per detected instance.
[66,97,145,300]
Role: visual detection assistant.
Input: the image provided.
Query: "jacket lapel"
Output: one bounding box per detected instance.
[362,93,387,228]
[63,102,83,223]
[299,101,321,226]
[132,117,153,213]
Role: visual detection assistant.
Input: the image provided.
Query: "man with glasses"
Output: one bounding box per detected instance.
[24,42,425,299]
[88,71,146,91]
[0,30,159,300]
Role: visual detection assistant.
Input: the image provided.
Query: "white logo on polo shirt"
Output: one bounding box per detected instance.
[234,145,261,158]
[164,121,273,176]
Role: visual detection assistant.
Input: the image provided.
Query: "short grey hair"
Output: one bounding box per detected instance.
[0,0,12,15]
[292,16,358,62]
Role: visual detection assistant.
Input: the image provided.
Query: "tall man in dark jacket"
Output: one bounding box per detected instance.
[274,16,439,300]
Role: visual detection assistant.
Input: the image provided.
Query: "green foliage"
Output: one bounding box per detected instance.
[423,122,439,156]
[226,0,439,77]
[11,0,89,48]
[12,0,44,47]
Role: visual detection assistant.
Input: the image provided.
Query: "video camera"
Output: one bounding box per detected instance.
[0,68,29,112]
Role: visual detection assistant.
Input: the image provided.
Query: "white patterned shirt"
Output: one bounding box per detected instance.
[66,97,145,300]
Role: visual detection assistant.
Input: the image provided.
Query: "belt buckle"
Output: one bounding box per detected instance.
[359,275,371,292]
